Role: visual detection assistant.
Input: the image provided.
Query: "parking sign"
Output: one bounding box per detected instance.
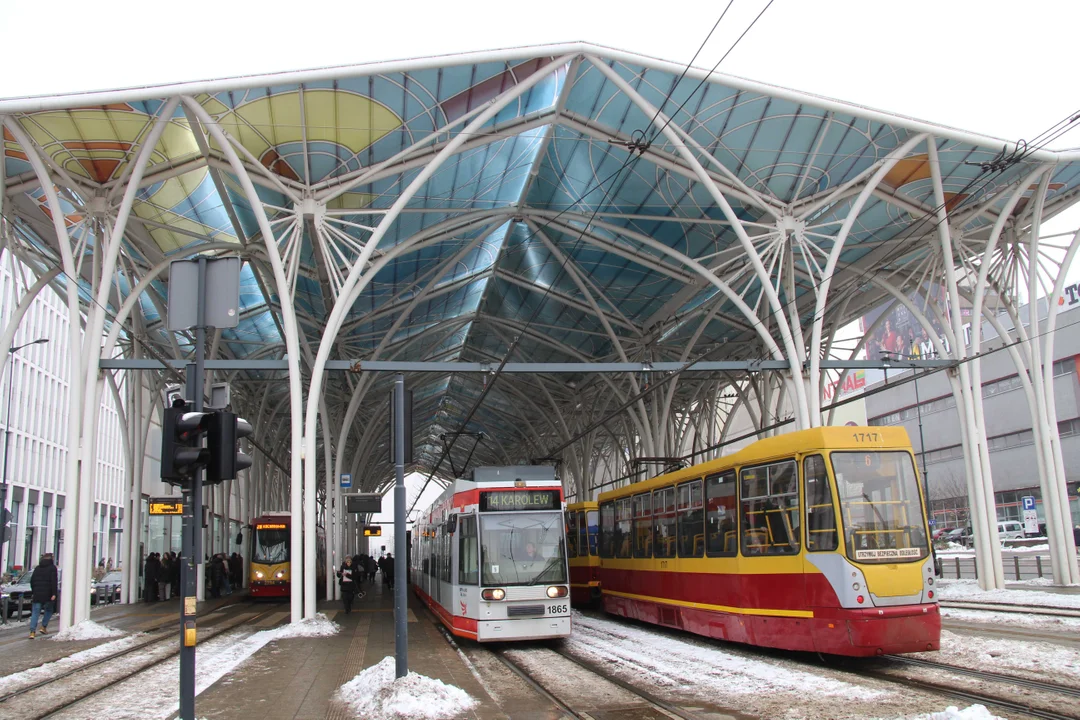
[1021,495,1036,511]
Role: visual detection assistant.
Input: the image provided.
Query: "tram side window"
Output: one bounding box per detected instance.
[651,487,675,558]
[632,493,652,558]
[677,480,705,557]
[600,502,615,558]
[741,460,800,555]
[804,455,838,552]
[580,510,594,556]
[706,471,737,556]
[567,512,579,558]
[615,497,633,559]
[458,515,479,584]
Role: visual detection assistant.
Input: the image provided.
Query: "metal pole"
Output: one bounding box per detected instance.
[393,373,408,678]
[180,256,208,720]
[0,349,12,620]
[914,369,929,509]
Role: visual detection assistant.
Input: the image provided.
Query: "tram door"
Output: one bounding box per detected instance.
[802,454,841,606]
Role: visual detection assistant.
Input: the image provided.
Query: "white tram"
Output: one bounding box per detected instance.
[411,466,572,642]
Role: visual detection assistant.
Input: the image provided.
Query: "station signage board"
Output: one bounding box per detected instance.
[149,498,184,516]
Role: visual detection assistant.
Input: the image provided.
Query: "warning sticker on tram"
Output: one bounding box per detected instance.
[479,490,560,512]
[854,548,922,560]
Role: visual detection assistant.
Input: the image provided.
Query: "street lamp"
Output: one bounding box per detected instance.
[0,338,49,572]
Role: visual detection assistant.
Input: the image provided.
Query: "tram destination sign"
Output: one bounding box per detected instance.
[854,548,922,561]
[149,498,184,516]
[479,489,560,512]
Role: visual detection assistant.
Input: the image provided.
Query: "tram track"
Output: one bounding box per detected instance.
[850,655,1080,720]
[939,600,1080,619]
[0,602,275,719]
[494,646,709,720]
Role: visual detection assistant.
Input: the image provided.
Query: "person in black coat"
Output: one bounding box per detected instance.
[337,556,362,614]
[366,555,377,584]
[144,553,159,602]
[384,552,395,590]
[29,554,59,638]
[352,554,364,585]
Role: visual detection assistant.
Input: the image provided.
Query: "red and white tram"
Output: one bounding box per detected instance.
[412,466,571,642]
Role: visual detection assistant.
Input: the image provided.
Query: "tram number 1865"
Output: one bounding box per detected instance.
[548,604,568,614]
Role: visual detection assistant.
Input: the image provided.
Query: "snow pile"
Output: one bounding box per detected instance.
[51,619,124,641]
[938,579,1080,607]
[335,656,476,719]
[272,612,340,639]
[898,705,1006,720]
[942,606,1080,632]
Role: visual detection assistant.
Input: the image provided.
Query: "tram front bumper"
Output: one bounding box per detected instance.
[477,615,571,642]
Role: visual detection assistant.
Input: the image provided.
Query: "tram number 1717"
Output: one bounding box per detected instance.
[548,604,569,614]
[852,431,881,443]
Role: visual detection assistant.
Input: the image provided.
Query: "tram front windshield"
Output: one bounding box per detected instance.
[832,451,929,563]
[253,526,289,564]
[481,513,567,586]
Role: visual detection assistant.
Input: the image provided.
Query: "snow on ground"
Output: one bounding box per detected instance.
[271,612,339,638]
[571,612,884,700]
[46,615,344,719]
[915,629,1080,686]
[938,579,1080,607]
[891,705,1006,720]
[50,619,124,641]
[334,656,476,720]
[0,634,146,695]
[942,606,1080,632]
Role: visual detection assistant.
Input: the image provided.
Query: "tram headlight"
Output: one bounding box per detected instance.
[482,588,506,601]
[852,583,860,591]
[546,586,568,598]
[275,571,285,579]
[926,577,933,585]
[255,571,264,579]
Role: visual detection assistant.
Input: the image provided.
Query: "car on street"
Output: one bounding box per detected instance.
[944,527,973,547]
[0,571,33,617]
[92,571,122,604]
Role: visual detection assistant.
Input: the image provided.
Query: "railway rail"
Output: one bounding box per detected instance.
[493,646,710,720]
[0,602,272,719]
[939,600,1080,619]
[853,655,1080,720]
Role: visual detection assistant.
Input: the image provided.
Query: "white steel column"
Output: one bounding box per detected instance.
[182,97,307,623]
[300,54,575,619]
[927,140,1003,590]
[3,118,88,630]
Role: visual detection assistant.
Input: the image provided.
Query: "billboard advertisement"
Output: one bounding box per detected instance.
[859,284,970,360]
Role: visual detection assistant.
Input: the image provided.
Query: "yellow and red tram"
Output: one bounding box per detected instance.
[566,501,601,606]
[597,427,939,657]
[248,512,326,600]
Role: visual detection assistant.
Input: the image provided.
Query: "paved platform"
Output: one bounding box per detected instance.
[191,579,512,720]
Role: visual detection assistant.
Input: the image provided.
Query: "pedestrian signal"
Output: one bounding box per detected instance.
[364,526,382,537]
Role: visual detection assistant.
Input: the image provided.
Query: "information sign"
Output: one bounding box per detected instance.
[1021,495,1036,511]
[149,498,184,515]
[479,489,560,512]
[341,473,352,489]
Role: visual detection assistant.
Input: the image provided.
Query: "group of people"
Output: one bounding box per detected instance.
[208,552,244,598]
[336,552,395,614]
[143,552,179,602]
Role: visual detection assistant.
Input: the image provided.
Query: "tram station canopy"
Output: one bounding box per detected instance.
[3,42,1080,487]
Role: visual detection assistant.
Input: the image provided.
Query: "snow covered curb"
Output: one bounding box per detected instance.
[51,619,124,641]
[937,579,1080,608]
[334,656,476,719]
[897,705,1006,720]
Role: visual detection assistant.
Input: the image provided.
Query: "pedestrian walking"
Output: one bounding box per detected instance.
[352,554,364,585]
[366,555,377,584]
[28,553,58,639]
[337,556,363,614]
[384,552,395,590]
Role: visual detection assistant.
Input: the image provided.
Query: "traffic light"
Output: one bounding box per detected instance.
[364,526,382,537]
[206,410,253,484]
[161,399,211,482]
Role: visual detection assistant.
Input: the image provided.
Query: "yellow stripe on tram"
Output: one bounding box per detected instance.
[603,589,815,619]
